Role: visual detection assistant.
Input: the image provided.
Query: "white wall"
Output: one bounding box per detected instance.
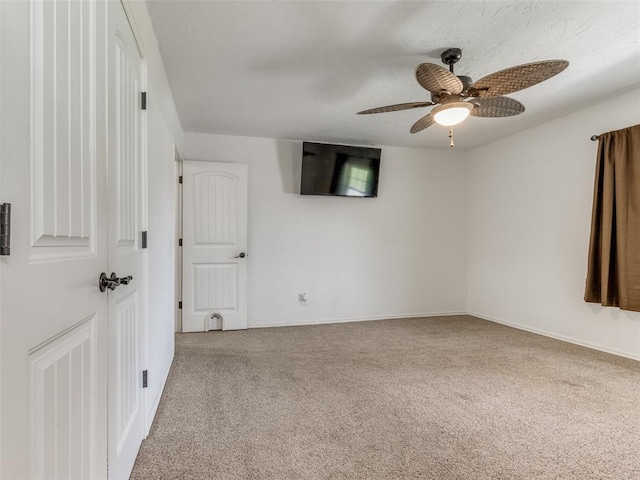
[184,133,468,327]
[145,109,177,427]
[124,1,182,430]
[467,87,640,359]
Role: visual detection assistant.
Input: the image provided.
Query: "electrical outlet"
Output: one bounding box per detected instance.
[298,292,308,305]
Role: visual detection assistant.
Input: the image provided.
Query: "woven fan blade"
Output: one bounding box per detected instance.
[357,102,433,115]
[410,113,435,134]
[470,97,525,117]
[415,63,463,95]
[469,60,568,98]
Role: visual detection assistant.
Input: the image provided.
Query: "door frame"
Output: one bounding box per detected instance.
[0,0,4,468]
[175,155,183,333]
[0,1,4,468]
[181,161,249,332]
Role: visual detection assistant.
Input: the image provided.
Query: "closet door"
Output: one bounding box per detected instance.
[107,2,146,479]
[0,0,109,478]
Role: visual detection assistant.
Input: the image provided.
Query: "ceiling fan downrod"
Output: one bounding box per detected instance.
[440,48,473,94]
[441,47,462,73]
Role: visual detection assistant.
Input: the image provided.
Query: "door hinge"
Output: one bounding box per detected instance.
[179,238,182,247]
[0,203,11,256]
[142,370,148,388]
[141,231,148,249]
[141,92,147,110]
[179,175,183,184]
[178,301,182,309]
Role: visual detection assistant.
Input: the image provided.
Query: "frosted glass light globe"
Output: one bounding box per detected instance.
[432,102,473,126]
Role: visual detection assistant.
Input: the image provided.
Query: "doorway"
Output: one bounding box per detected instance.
[180,161,249,332]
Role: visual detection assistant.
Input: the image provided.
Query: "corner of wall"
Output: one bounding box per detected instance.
[461,148,472,315]
[463,87,640,359]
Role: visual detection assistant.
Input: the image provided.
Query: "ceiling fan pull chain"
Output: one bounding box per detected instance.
[449,127,455,148]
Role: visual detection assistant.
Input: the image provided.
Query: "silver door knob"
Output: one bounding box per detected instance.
[99,272,134,292]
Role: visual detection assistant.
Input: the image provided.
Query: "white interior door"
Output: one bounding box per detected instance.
[107,2,145,479]
[0,0,108,478]
[182,161,248,332]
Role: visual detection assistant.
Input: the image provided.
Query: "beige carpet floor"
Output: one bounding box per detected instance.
[131,315,640,479]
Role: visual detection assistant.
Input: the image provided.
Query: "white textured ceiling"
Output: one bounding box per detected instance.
[146,1,640,150]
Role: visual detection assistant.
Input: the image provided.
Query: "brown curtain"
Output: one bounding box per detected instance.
[585,124,640,311]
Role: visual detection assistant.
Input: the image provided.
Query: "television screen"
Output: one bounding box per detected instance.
[300,142,381,197]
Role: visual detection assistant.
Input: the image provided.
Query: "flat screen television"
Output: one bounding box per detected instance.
[300,142,381,197]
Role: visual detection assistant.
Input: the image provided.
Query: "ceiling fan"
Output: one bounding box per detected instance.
[357,48,568,146]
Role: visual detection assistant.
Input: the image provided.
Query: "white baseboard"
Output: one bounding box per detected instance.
[249,311,467,329]
[145,353,174,437]
[251,310,639,361]
[468,311,639,361]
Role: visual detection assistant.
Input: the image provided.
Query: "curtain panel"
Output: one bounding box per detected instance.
[585,124,640,312]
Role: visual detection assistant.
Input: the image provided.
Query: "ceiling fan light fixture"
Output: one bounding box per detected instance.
[432,102,473,126]
[357,48,568,141]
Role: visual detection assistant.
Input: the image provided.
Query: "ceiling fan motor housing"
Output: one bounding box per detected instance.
[432,92,458,104]
[457,76,473,93]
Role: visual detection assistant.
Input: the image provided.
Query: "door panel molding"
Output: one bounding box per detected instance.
[114,292,139,455]
[193,263,238,311]
[193,172,239,245]
[29,315,98,479]
[114,34,139,246]
[30,0,97,262]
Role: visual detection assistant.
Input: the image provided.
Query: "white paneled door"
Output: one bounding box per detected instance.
[0,0,109,478]
[107,2,146,479]
[182,162,248,332]
[1,1,146,478]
